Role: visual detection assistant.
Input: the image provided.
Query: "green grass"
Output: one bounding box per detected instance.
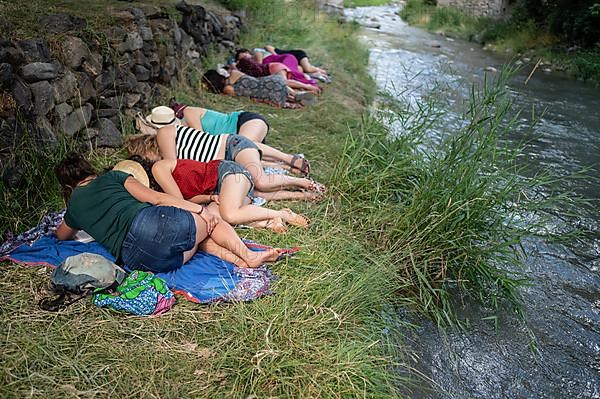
[344,0,390,7]
[400,0,600,83]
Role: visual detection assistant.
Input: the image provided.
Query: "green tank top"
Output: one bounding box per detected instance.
[200,109,242,135]
[63,171,151,258]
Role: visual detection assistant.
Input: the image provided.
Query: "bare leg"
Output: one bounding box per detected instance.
[235,148,312,192]
[218,174,287,225]
[182,213,210,263]
[256,142,296,165]
[256,190,321,202]
[199,238,248,268]
[238,120,268,143]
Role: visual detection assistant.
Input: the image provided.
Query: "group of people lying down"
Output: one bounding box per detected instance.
[55,94,326,274]
[201,45,331,108]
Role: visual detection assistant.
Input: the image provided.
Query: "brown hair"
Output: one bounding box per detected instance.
[202,70,226,93]
[124,133,160,158]
[55,152,97,202]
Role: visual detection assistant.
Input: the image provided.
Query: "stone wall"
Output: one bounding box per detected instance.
[0,2,243,185]
[437,0,510,18]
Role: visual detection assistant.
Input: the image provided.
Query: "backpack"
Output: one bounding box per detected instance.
[92,270,175,316]
[40,253,126,311]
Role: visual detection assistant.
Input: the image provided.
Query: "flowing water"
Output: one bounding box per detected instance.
[344,5,600,398]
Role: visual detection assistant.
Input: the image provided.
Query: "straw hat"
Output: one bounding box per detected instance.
[112,160,150,188]
[145,106,177,128]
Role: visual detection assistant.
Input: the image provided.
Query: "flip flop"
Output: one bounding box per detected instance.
[281,208,310,228]
[276,246,301,261]
[290,154,311,176]
[307,180,327,194]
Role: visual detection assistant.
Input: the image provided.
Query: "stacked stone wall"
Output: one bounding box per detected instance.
[437,0,509,18]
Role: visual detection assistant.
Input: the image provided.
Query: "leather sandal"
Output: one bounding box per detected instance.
[281,208,310,228]
[265,217,288,234]
[290,154,311,176]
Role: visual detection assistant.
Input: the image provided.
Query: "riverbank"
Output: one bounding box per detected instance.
[400,0,600,84]
[1,0,407,397]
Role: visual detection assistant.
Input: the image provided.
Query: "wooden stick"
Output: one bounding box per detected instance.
[525,58,542,85]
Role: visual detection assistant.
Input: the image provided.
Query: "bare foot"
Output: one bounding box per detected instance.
[244,248,282,268]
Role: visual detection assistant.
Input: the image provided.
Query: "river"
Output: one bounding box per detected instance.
[344,5,600,399]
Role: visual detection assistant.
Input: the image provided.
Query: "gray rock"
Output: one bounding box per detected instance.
[94,68,116,93]
[93,108,119,119]
[132,50,150,68]
[38,13,86,34]
[0,117,23,155]
[20,62,59,82]
[126,93,141,108]
[0,44,24,66]
[116,69,137,91]
[15,39,50,62]
[132,81,150,95]
[54,102,73,122]
[30,80,55,116]
[32,116,58,151]
[81,127,98,140]
[75,72,96,103]
[52,70,77,104]
[0,63,13,88]
[94,118,122,148]
[2,161,23,188]
[128,8,145,20]
[133,64,150,81]
[81,53,102,77]
[104,26,127,44]
[164,56,176,76]
[61,36,91,69]
[98,96,123,109]
[59,103,93,136]
[118,32,143,53]
[140,26,153,41]
[137,5,167,19]
[12,78,32,114]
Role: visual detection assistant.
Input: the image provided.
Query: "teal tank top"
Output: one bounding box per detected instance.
[200,110,243,135]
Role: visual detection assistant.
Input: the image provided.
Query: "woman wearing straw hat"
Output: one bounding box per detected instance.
[146,105,310,176]
[54,153,282,272]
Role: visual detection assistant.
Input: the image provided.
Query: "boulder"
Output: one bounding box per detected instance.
[38,13,86,34]
[59,103,93,136]
[20,62,60,82]
[11,78,33,114]
[133,64,150,81]
[94,118,122,148]
[30,80,55,116]
[0,63,13,88]
[32,116,58,151]
[15,39,50,62]
[75,72,96,103]
[52,70,78,104]
[118,32,144,53]
[61,36,91,69]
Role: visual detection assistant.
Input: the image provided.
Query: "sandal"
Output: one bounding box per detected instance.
[307,180,327,194]
[289,154,311,176]
[281,208,310,228]
[265,217,288,234]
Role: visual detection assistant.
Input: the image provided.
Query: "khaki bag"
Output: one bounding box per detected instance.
[134,112,158,135]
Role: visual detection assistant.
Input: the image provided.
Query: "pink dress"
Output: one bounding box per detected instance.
[262,54,318,87]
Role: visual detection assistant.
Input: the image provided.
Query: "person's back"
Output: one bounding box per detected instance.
[64,171,150,258]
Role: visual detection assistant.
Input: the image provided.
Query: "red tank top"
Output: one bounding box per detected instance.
[172,159,221,199]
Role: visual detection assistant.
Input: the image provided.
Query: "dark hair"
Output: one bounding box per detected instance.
[234,48,250,61]
[55,152,97,201]
[127,155,162,192]
[202,70,226,93]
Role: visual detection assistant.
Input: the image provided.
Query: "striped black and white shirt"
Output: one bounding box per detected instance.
[175,125,225,162]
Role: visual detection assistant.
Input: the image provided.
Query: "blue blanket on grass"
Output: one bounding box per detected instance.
[3,235,272,303]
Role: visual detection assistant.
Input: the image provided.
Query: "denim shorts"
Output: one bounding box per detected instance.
[224,135,262,161]
[121,206,196,273]
[216,160,254,197]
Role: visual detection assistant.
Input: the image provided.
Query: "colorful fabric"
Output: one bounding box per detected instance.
[236,57,270,77]
[173,159,221,199]
[262,54,317,87]
[0,210,65,256]
[64,171,151,259]
[232,75,288,108]
[92,270,176,315]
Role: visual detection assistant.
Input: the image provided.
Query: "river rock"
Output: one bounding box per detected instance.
[94,118,122,148]
[30,80,55,116]
[75,72,96,103]
[59,103,93,136]
[52,70,77,104]
[20,62,59,82]
[484,66,498,73]
[0,63,13,88]
[118,32,144,53]
[16,39,50,62]
[38,13,86,34]
[11,78,32,114]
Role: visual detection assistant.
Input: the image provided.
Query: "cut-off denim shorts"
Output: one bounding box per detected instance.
[121,206,196,273]
[224,135,262,161]
[216,160,254,197]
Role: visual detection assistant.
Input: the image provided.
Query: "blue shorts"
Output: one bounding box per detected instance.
[224,135,261,161]
[216,160,254,197]
[121,206,196,273]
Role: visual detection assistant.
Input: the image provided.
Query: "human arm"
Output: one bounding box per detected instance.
[156,125,177,160]
[151,159,184,199]
[182,106,205,131]
[188,194,217,204]
[265,45,276,54]
[124,176,205,214]
[55,220,78,241]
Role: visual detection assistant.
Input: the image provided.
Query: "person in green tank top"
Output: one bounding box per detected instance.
[54,153,282,272]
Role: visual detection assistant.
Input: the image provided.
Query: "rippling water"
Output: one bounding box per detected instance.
[345,6,600,398]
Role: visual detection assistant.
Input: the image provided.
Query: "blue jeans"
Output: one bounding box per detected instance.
[121,206,196,273]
